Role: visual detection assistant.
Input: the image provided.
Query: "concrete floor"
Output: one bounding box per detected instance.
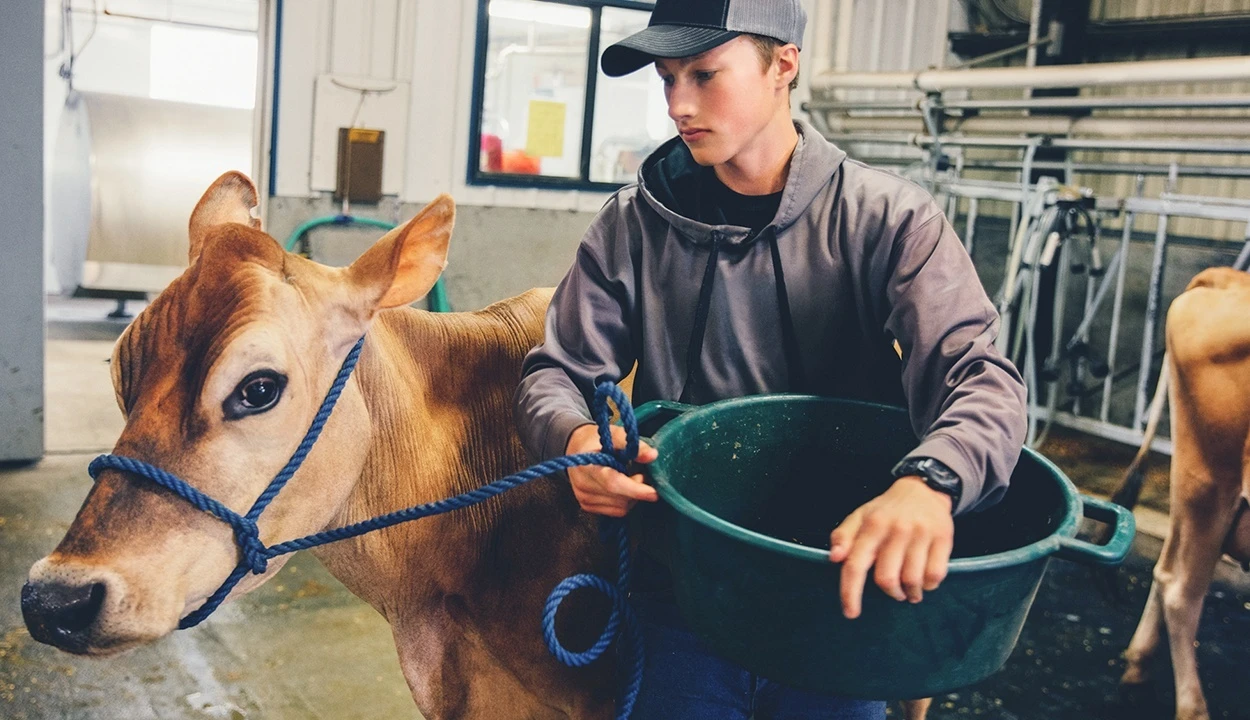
[1,458,417,720]
[3,297,1248,719]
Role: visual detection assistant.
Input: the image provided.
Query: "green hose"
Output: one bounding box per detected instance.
[284,215,451,313]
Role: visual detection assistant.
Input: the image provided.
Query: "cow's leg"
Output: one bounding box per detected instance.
[1121,575,1165,687]
[391,604,607,720]
[1154,462,1240,720]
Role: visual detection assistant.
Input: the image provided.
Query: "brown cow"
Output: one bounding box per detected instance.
[22,172,617,719]
[1108,267,1250,720]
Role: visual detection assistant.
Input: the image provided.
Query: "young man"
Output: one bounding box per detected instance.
[514,0,1028,716]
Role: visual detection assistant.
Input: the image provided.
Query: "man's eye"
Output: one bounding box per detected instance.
[660,75,674,87]
[694,71,716,83]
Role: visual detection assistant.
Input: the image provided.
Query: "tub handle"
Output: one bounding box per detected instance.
[1054,496,1136,566]
[632,401,694,441]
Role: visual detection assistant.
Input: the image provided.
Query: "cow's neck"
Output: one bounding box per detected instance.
[307,296,614,718]
[312,298,596,611]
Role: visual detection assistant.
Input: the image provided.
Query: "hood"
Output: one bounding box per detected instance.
[636,119,847,248]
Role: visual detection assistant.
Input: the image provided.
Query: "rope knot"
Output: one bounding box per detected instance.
[234,519,269,574]
[593,382,639,470]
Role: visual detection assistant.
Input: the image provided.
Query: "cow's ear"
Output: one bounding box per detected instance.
[347,194,453,310]
[188,172,261,264]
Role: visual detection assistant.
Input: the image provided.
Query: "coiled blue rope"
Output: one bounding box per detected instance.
[87,337,645,719]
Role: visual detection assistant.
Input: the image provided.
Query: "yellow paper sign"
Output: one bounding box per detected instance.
[526,99,566,158]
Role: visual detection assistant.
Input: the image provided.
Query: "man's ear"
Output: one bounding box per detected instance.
[348,194,454,310]
[775,43,800,92]
[188,171,261,264]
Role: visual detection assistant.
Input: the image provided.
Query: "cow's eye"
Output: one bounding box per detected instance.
[225,371,287,419]
[243,378,279,408]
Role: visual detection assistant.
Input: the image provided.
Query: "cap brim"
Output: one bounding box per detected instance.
[601,25,741,77]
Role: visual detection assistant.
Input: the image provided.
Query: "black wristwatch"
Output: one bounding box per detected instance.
[891,457,962,513]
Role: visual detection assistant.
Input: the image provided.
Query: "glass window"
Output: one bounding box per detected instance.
[149,24,258,109]
[590,6,669,183]
[478,0,591,179]
[470,0,661,190]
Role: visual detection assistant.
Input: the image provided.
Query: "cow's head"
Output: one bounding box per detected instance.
[22,172,454,655]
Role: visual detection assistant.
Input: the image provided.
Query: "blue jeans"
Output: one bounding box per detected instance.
[630,596,887,720]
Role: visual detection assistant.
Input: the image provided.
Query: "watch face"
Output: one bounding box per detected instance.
[898,459,933,478]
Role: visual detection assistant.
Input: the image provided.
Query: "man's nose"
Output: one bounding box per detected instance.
[666,83,694,122]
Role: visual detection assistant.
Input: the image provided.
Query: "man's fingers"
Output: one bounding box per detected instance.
[573,467,656,502]
[839,518,888,620]
[924,533,953,591]
[900,538,931,603]
[828,511,862,563]
[606,472,658,502]
[605,425,659,463]
[872,532,910,603]
[566,424,657,516]
[580,502,630,518]
[575,483,638,505]
[636,440,659,463]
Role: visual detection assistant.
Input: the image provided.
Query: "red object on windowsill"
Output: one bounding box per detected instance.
[501,149,541,175]
[481,134,503,173]
[481,135,540,175]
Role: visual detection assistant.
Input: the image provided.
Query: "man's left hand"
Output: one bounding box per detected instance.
[828,477,955,619]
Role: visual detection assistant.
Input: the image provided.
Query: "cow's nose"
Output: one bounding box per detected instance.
[21,581,106,653]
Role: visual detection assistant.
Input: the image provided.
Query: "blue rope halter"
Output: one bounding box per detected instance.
[87,336,645,719]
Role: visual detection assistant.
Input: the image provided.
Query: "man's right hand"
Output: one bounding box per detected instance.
[565,423,659,517]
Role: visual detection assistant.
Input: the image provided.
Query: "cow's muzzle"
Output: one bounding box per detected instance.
[21,580,107,654]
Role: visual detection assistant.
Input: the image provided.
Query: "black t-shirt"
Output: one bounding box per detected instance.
[700,169,783,233]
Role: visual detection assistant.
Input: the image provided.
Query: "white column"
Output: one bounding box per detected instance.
[0,0,45,461]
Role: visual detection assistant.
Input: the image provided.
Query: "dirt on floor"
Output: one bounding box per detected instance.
[1034,425,1173,515]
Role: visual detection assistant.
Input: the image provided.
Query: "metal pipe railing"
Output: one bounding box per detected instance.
[858,157,1250,179]
[1119,196,1250,223]
[931,177,1248,452]
[1133,166,1179,432]
[820,132,1250,155]
[811,54,1250,92]
[805,93,1250,113]
[921,176,1250,223]
[823,114,1250,138]
[1160,192,1250,209]
[1102,176,1145,424]
[954,160,1250,179]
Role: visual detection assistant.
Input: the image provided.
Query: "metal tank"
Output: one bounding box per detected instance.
[50,91,253,296]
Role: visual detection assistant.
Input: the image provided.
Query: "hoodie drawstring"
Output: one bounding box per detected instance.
[678,231,806,403]
[679,233,722,403]
[769,234,807,392]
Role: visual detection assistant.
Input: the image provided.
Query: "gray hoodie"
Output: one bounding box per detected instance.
[514,120,1027,514]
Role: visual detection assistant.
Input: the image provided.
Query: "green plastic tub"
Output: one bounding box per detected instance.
[635,394,1135,700]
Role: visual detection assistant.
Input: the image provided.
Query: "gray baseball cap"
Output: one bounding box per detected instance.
[601,0,807,78]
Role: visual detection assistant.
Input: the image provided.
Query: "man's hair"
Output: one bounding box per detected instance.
[747,34,800,91]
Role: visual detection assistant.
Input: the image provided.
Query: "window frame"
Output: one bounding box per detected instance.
[467,0,657,192]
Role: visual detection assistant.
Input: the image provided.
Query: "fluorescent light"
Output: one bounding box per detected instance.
[489,0,591,29]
